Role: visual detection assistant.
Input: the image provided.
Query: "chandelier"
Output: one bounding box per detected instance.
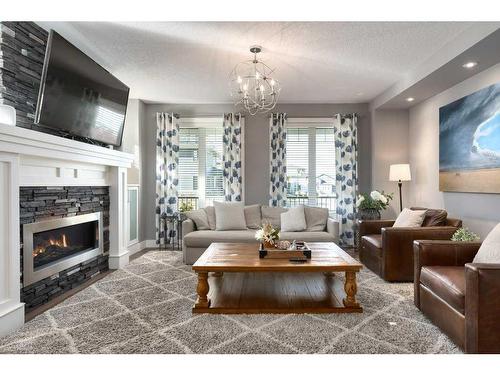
[229,45,281,115]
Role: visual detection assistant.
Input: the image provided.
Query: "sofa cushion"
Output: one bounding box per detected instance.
[183,230,257,248]
[261,206,287,229]
[279,231,335,242]
[304,206,329,232]
[214,201,247,231]
[393,208,426,227]
[411,207,448,227]
[185,209,210,230]
[473,222,500,263]
[244,204,262,229]
[204,206,216,230]
[420,266,465,314]
[281,205,307,232]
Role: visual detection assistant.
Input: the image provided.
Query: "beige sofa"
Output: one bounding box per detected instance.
[182,204,340,264]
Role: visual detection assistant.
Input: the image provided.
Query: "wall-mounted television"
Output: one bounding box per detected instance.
[35,30,129,147]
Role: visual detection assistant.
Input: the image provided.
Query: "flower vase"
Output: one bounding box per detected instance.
[263,240,275,249]
[358,208,381,220]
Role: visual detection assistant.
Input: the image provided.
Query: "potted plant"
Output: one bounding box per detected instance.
[255,222,280,248]
[179,201,194,213]
[451,228,480,242]
[356,190,393,220]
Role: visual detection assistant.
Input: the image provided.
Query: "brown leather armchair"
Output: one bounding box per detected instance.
[359,213,462,281]
[414,240,500,353]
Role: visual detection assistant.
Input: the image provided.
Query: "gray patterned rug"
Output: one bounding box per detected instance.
[0,249,461,354]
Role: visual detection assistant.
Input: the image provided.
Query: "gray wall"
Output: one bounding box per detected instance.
[408,62,500,238]
[370,109,410,219]
[141,102,371,240]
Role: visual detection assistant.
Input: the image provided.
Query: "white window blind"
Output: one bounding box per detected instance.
[205,127,224,206]
[286,126,336,214]
[178,128,199,195]
[178,124,224,208]
[286,128,309,197]
[316,128,336,197]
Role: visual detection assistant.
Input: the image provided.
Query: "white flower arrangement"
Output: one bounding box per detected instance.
[255,222,280,245]
[356,190,393,210]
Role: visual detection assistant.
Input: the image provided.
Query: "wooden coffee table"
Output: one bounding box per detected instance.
[192,242,363,314]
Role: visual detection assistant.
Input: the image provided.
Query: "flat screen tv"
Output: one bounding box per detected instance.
[35,30,129,147]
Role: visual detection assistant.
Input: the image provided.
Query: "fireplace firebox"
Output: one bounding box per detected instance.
[23,212,103,287]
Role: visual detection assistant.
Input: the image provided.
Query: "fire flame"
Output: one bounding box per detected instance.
[33,234,69,257]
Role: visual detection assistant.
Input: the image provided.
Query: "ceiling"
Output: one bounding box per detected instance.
[379,28,500,109]
[37,22,479,104]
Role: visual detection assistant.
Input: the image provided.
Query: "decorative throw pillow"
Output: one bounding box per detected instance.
[185,209,210,230]
[213,201,247,231]
[261,206,288,229]
[473,223,500,263]
[204,206,216,230]
[393,208,426,227]
[280,205,307,232]
[244,204,262,229]
[411,207,448,227]
[304,206,329,232]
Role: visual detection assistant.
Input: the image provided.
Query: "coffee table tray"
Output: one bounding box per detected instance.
[258,242,311,259]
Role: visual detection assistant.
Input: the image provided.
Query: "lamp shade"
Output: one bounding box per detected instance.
[0,104,16,126]
[389,164,411,181]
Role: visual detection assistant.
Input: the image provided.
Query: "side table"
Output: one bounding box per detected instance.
[159,214,182,251]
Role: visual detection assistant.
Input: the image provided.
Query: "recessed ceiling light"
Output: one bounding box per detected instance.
[462,61,478,69]
[406,97,415,102]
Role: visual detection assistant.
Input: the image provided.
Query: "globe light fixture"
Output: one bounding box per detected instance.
[230,45,281,115]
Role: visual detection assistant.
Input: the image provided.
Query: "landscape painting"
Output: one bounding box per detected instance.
[439,82,500,193]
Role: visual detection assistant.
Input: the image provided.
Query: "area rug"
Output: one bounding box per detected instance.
[0,249,461,354]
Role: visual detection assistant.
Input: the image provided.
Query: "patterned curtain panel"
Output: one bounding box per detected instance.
[269,113,288,207]
[155,112,180,245]
[334,113,359,246]
[222,113,243,201]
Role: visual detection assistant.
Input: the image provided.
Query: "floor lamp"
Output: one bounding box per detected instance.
[389,164,411,212]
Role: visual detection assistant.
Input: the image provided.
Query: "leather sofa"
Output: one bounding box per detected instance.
[359,208,462,281]
[414,240,500,353]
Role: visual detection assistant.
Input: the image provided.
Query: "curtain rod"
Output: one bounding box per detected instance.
[267,113,358,118]
[168,114,245,119]
[180,115,224,118]
[157,113,244,119]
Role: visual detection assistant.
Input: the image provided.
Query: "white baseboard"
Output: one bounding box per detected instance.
[0,302,24,337]
[127,240,158,256]
[108,250,130,269]
[145,239,158,249]
[127,240,146,256]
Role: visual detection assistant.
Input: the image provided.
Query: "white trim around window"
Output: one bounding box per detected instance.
[177,115,246,204]
[178,117,223,127]
[286,117,333,128]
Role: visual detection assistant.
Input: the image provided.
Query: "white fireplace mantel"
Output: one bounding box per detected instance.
[0,123,134,337]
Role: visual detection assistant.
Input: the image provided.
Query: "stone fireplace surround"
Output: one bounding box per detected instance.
[0,122,134,336]
[20,187,109,311]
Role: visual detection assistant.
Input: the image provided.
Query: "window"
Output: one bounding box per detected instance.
[204,127,224,206]
[286,128,309,197]
[178,121,225,209]
[286,122,336,215]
